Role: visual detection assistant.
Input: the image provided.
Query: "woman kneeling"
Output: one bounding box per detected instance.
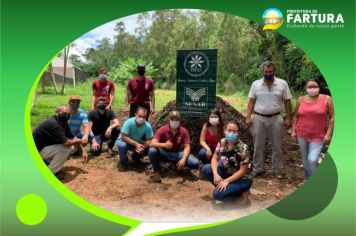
[202,120,252,201]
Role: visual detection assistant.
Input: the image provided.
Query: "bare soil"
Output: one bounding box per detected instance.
[60,98,305,222]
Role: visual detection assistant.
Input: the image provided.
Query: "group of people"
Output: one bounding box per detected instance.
[33,61,334,202]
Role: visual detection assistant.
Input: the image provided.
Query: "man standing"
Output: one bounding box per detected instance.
[68,95,93,145]
[91,68,115,109]
[33,106,88,174]
[116,107,153,171]
[245,61,292,179]
[125,64,155,119]
[148,111,199,182]
[88,97,120,156]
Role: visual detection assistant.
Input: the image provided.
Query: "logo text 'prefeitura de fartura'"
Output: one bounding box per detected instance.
[262,8,284,30]
[286,10,344,24]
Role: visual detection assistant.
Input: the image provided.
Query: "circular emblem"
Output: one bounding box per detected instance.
[184,51,209,77]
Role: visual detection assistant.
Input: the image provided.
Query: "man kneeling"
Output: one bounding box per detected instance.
[33,106,88,175]
[148,111,199,182]
[116,107,153,171]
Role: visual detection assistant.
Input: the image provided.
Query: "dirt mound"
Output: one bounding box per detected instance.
[149,97,300,170]
[150,97,252,153]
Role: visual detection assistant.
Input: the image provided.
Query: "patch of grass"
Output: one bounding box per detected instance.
[31,81,302,128]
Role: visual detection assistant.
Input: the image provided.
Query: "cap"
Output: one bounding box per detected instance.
[137,64,146,69]
[68,95,81,102]
[168,111,181,119]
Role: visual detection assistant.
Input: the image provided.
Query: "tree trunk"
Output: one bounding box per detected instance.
[60,46,70,94]
[32,85,39,108]
[48,63,58,94]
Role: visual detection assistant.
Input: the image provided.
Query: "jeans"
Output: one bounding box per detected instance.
[92,127,120,155]
[198,148,214,164]
[116,140,148,165]
[74,130,94,143]
[297,136,324,179]
[148,147,199,172]
[202,161,252,201]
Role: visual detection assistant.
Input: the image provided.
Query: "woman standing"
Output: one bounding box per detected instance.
[202,121,252,202]
[292,79,334,180]
[198,109,224,164]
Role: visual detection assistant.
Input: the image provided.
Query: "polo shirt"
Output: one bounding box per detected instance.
[127,76,155,105]
[121,117,153,142]
[68,108,88,135]
[153,125,190,152]
[248,77,292,114]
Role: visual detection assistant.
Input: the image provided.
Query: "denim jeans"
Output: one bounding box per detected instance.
[148,147,199,172]
[74,130,94,143]
[202,161,252,201]
[198,148,214,165]
[297,136,324,179]
[92,127,120,155]
[116,140,148,165]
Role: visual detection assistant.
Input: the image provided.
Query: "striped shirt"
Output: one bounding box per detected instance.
[68,108,88,135]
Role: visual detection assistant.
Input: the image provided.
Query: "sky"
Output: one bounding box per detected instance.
[70,13,142,59]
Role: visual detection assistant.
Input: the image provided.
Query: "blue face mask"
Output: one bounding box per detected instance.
[225,132,238,142]
[264,75,274,81]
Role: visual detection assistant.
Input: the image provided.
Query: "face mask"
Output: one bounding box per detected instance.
[225,132,238,142]
[306,87,320,97]
[264,75,274,81]
[98,74,107,80]
[169,121,180,129]
[138,69,145,76]
[69,103,79,111]
[97,104,106,110]
[136,117,145,125]
[209,118,219,126]
[57,114,70,123]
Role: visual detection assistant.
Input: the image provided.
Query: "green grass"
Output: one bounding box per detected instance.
[31,81,302,128]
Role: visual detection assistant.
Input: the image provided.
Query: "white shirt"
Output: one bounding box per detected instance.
[248,77,292,114]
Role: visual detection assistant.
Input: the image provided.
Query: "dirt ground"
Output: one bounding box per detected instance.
[59,98,306,222]
[61,130,305,222]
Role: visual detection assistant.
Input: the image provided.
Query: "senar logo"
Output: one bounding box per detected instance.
[263,8,284,30]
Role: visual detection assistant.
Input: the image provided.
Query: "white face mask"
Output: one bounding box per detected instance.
[136,117,145,125]
[306,87,320,97]
[169,121,180,129]
[209,117,219,126]
[98,74,107,80]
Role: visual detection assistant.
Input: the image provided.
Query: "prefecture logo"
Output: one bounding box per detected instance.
[262,8,284,30]
[184,51,210,77]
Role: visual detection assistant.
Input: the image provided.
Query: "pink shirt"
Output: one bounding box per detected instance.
[296,95,329,142]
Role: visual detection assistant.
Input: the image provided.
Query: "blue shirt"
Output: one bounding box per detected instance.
[121,117,153,142]
[68,108,88,135]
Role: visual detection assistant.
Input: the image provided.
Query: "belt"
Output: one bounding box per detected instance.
[253,111,280,117]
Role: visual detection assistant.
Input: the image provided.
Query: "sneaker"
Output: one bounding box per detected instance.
[151,172,161,183]
[117,163,128,172]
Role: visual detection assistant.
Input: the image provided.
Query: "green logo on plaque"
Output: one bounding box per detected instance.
[184,51,210,77]
[176,49,217,117]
